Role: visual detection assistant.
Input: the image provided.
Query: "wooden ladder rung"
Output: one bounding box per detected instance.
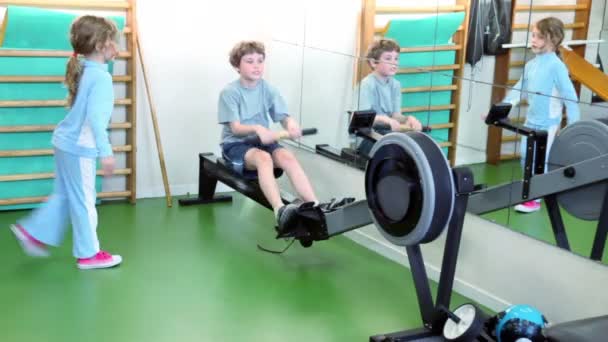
[0,190,132,206]
[509,61,525,67]
[501,135,520,143]
[0,98,132,107]
[376,25,464,34]
[0,50,132,58]
[0,1,130,10]
[376,5,466,14]
[0,145,132,157]
[500,153,521,161]
[401,45,462,53]
[401,104,455,113]
[0,122,132,133]
[439,142,452,148]
[513,22,585,30]
[0,75,132,83]
[0,168,132,182]
[514,4,588,12]
[430,122,455,129]
[398,64,460,74]
[402,85,457,93]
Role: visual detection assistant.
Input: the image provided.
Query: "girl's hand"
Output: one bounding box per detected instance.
[101,156,116,177]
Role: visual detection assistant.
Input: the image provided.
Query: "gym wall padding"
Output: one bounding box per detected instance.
[384,12,465,155]
[0,6,124,211]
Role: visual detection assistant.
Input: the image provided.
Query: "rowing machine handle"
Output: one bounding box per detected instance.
[243,127,318,145]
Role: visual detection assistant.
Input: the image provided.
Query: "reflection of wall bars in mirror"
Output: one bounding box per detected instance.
[502,39,604,49]
[360,0,472,166]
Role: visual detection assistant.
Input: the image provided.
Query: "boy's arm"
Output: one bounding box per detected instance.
[87,74,114,158]
[358,78,374,112]
[555,64,580,125]
[268,84,289,123]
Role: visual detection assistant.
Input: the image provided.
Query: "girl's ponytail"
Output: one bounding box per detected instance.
[65,53,82,107]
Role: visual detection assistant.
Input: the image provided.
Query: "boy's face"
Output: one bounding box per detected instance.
[531,27,554,54]
[238,52,265,82]
[373,50,399,77]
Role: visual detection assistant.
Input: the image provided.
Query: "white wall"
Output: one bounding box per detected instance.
[134,0,273,198]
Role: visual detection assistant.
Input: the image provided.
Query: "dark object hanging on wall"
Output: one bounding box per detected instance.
[466,0,512,65]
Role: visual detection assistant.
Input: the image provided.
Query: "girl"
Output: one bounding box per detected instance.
[504,17,580,213]
[10,15,122,269]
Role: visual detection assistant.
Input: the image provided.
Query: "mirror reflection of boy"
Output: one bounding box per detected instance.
[357,38,422,156]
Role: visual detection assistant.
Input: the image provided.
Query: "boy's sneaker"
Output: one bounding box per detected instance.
[77,251,122,270]
[514,200,541,213]
[9,224,49,258]
[276,203,300,235]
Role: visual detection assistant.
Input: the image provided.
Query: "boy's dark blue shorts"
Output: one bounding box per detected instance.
[221,141,283,178]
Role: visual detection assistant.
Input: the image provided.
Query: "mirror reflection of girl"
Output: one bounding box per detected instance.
[503,17,580,213]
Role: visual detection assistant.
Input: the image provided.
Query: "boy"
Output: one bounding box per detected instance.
[218,41,318,230]
[357,38,422,154]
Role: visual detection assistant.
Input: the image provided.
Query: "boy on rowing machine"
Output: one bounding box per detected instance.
[356,38,423,156]
[218,41,319,230]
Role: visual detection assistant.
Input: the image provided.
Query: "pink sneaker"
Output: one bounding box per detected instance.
[77,251,122,270]
[9,224,49,257]
[514,200,541,213]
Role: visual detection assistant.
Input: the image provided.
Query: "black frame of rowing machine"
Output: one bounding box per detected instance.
[317,110,378,170]
[370,167,476,341]
[178,153,268,208]
[485,103,548,200]
[178,153,373,243]
[316,110,432,171]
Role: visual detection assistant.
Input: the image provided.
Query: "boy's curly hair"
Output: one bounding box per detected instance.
[366,38,400,67]
[229,41,265,68]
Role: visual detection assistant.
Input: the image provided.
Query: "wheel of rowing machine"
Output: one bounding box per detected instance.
[443,303,489,342]
[364,132,455,246]
[548,119,608,220]
[299,238,313,248]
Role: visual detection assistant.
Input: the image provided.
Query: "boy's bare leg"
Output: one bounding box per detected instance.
[244,149,283,211]
[272,148,318,203]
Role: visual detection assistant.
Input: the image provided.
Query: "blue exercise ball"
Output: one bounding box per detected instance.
[495,304,547,342]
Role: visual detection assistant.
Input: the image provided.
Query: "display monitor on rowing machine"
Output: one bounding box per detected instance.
[485,102,512,126]
[348,110,376,135]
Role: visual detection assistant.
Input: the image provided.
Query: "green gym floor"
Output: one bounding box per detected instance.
[0,194,479,342]
[468,160,608,264]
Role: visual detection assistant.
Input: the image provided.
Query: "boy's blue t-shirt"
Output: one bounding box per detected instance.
[504,51,580,127]
[218,79,289,145]
[358,73,401,117]
[52,60,114,158]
